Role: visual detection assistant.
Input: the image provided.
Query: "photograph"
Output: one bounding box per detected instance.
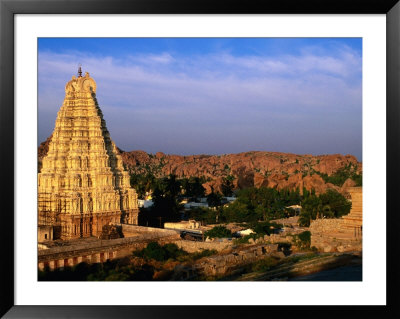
[37,37,363,282]
[1,0,398,316]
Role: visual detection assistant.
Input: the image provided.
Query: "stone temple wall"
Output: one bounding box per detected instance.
[342,187,362,229]
[38,71,139,239]
[309,219,344,234]
[309,187,362,252]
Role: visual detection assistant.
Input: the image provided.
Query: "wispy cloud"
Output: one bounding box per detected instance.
[127,52,175,65]
[38,43,362,159]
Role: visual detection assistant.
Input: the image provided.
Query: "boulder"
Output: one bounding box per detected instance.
[336,245,345,253]
[323,245,333,253]
[271,251,286,259]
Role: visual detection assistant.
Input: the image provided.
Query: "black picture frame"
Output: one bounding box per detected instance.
[1,0,399,318]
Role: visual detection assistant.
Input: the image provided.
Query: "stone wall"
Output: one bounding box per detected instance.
[342,187,362,229]
[311,235,362,253]
[193,244,280,277]
[118,224,178,237]
[38,225,53,242]
[309,219,344,234]
[38,228,181,269]
[174,240,233,253]
[309,218,361,253]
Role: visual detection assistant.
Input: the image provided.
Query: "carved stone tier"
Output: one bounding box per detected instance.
[38,71,139,239]
[341,187,362,230]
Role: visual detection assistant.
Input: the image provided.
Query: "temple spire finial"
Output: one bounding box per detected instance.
[78,64,82,77]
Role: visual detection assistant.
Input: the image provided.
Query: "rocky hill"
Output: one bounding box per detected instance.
[38,137,362,195]
[119,150,361,195]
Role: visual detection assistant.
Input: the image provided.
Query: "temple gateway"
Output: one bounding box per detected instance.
[38,69,139,240]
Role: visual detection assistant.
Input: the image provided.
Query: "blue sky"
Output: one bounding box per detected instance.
[38,38,362,160]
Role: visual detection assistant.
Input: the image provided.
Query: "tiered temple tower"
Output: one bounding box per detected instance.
[38,69,139,240]
[341,186,362,236]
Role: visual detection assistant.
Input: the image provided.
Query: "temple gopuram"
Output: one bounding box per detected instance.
[38,68,139,240]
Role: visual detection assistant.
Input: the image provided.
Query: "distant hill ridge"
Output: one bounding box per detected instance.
[38,135,362,195]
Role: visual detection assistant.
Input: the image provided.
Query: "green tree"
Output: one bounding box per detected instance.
[319,189,351,218]
[248,221,282,236]
[299,189,351,226]
[221,200,253,223]
[181,176,206,198]
[150,174,183,223]
[221,176,235,197]
[207,189,223,208]
[295,231,311,249]
[299,195,321,227]
[298,210,312,227]
[130,173,156,199]
[186,207,216,224]
[134,242,187,262]
[218,186,296,223]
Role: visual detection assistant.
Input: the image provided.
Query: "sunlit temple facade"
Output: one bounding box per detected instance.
[38,68,139,240]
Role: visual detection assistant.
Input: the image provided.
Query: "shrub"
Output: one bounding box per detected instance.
[234,233,262,244]
[252,257,279,272]
[311,246,318,252]
[134,242,188,262]
[189,249,217,261]
[251,221,283,235]
[277,242,292,252]
[38,261,155,281]
[142,242,167,261]
[294,231,311,250]
[204,226,232,239]
[163,243,187,260]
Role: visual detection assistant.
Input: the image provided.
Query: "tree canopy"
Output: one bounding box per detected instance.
[298,189,351,227]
